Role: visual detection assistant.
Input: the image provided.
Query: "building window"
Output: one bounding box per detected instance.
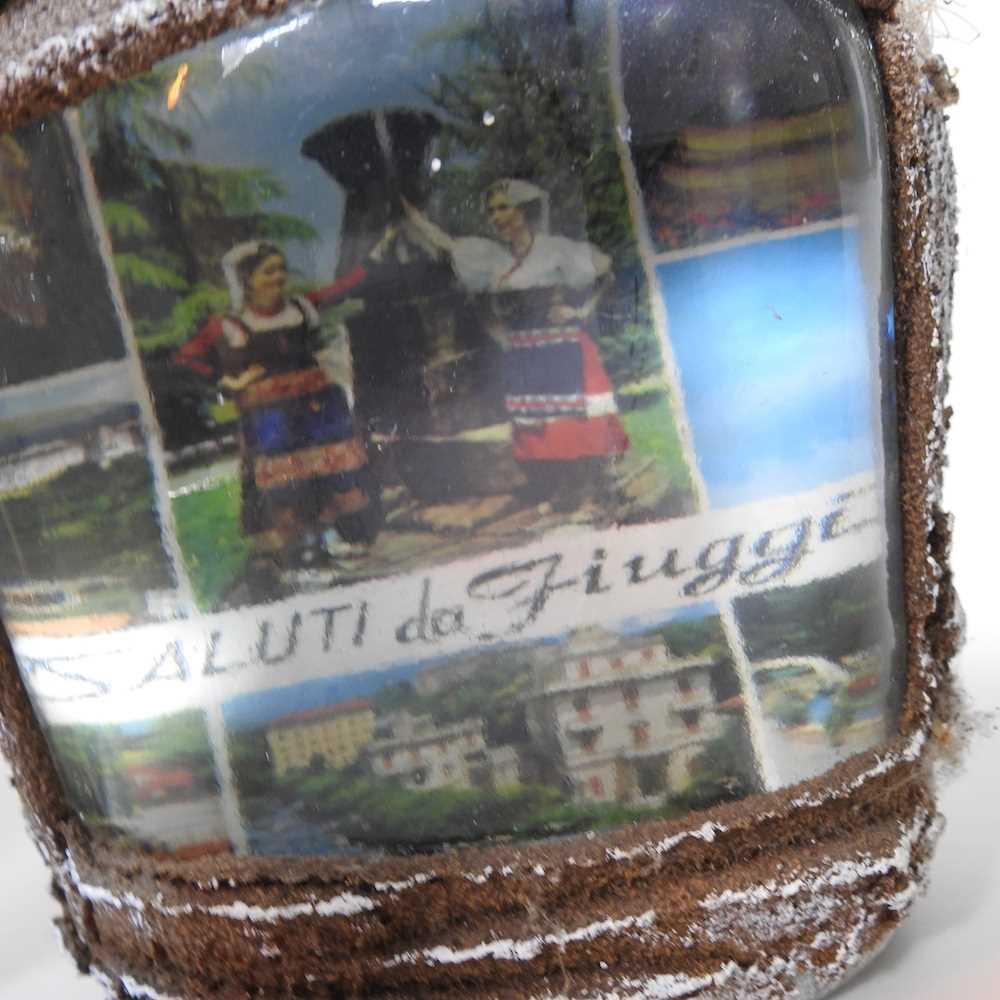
[622,681,640,711]
[588,776,605,798]
[570,725,602,754]
[577,659,591,679]
[636,758,666,796]
[611,656,624,671]
[677,675,693,695]
[681,709,702,732]
[632,721,650,747]
[572,693,592,721]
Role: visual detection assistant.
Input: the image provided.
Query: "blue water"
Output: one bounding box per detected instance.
[657,227,881,508]
[807,691,835,725]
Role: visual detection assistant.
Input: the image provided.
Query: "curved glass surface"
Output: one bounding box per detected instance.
[0,0,899,857]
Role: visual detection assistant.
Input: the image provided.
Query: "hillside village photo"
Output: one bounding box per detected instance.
[0,118,178,636]
[0,394,176,635]
[46,709,231,858]
[735,561,900,789]
[224,610,757,854]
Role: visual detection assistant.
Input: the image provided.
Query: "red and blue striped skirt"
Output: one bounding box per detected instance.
[504,328,629,463]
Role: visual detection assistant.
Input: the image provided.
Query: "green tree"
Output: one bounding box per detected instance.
[673,720,757,812]
[83,63,319,353]
[735,564,889,663]
[426,5,632,258]
[371,652,534,744]
[47,725,111,818]
[422,3,662,383]
[0,454,173,590]
[228,729,277,802]
[80,57,320,449]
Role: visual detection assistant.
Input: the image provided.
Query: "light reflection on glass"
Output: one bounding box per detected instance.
[0,0,900,857]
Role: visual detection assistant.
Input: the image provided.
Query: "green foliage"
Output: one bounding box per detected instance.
[81,63,195,161]
[138,709,214,762]
[374,661,529,725]
[734,564,889,663]
[103,200,154,239]
[228,729,276,802]
[114,252,189,292]
[172,479,251,609]
[618,395,696,508]
[82,60,317,364]
[770,692,811,729]
[594,317,665,388]
[423,5,640,271]
[256,213,321,243]
[137,282,230,352]
[0,455,173,591]
[673,721,756,810]
[278,770,663,847]
[420,9,673,387]
[47,710,217,822]
[271,759,741,846]
[520,795,666,838]
[46,725,112,818]
[175,162,290,215]
[825,680,883,744]
[659,615,729,660]
[369,651,534,747]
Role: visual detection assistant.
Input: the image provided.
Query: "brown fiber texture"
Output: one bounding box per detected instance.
[0,1,960,997]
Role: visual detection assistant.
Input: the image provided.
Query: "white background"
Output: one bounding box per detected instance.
[1,3,997,996]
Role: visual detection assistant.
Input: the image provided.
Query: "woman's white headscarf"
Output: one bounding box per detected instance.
[221,239,278,312]
[485,179,550,235]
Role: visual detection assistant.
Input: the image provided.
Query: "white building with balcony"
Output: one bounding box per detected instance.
[525,627,724,806]
[365,711,520,792]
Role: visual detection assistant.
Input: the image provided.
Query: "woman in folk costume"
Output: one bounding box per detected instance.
[175,236,392,596]
[403,179,629,507]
